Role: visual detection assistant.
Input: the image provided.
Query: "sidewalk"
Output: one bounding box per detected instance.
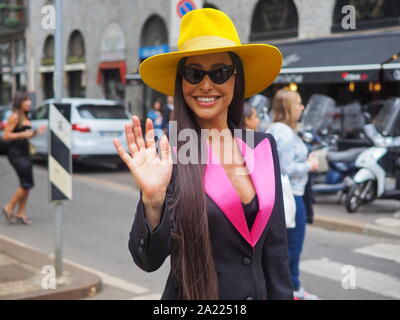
[0,235,102,300]
[313,194,400,240]
[0,202,398,301]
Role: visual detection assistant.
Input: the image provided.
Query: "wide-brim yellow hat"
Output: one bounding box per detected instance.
[139,8,282,98]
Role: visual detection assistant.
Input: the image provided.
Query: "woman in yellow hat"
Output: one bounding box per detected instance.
[114,8,293,300]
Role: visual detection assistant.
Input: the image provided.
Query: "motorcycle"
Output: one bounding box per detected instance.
[300,94,366,200]
[345,97,400,213]
[301,129,365,201]
[331,100,366,139]
[248,94,271,133]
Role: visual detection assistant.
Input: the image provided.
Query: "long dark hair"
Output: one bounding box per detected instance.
[170,51,245,300]
[12,92,30,125]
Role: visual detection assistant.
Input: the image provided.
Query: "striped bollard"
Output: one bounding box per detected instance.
[49,103,72,278]
[49,103,72,201]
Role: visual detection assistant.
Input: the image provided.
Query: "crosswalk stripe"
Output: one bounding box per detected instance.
[354,243,400,264]
[129,293,162,300]
[300,258,400,300]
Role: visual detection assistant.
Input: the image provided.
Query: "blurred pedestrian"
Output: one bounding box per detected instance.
[162,95,175,134]
[147,98,164,139]
[2,92,46,225]
[268,88,319,300]
[248,94,271,132]
[243,102,260,130]
[113,8,293,300]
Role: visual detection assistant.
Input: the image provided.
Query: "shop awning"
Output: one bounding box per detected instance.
[383,55,400,82]
[274,31,400,84]
[97,61,127,85]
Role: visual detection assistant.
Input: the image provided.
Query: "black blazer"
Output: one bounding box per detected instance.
[128,128,293,300]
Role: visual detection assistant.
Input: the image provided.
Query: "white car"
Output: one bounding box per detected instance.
[30,98,130,164]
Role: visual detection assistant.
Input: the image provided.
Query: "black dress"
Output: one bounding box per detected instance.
[6,124,34,190]
[242,194,259,230]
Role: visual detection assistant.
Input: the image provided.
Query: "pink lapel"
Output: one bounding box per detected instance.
[171,132,276,247]
[204,133,276,247]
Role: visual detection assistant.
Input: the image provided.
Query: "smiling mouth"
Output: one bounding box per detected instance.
[194,96,221,106]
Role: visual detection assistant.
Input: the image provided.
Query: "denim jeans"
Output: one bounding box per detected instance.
[286,195,307,291]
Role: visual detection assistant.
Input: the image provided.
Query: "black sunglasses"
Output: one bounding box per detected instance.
[179,65,236,85]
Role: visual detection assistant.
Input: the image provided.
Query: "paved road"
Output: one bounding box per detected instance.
[0,156,399,300]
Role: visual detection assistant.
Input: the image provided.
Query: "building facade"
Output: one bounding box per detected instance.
[1,0,398,118]
[0,0,26,107]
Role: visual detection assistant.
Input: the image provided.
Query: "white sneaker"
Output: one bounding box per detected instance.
[293,287,320,300]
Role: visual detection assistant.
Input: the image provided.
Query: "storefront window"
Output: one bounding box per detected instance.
[68,71,85,97]
[16,72,27,92]
[67,31,86,97]
[0,73,12,106]
[15,38,25,65]
[0,41,11,66]
[140,15,168,47]
[42,35,54,99]
[0,0,25,29]
[0,39,11,106]
[140,15,168,117]
[332,0,400,32]
[67,30,85,64]
[102,69,124,101]
[99,23,126,101]
[250,0,299,41]
[43,72,54,99]
[203,3,219,9]
[42,35,54,65]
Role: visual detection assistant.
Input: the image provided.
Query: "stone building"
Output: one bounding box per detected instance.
[0,0,26,107]
[1,0,399,118]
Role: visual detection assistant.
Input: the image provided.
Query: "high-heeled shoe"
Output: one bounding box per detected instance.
[15,216,33,225]
[2,206,14,223]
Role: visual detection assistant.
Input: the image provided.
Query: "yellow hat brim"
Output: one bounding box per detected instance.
[139,44,282,98]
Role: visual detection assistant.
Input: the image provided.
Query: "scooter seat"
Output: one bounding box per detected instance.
[311,182,346,194]
[327,147,367,162]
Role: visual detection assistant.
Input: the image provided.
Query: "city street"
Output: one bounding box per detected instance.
[1,155,399,300]
[1,0,400,304]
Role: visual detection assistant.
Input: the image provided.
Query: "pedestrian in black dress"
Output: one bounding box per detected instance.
[2,92,46,225]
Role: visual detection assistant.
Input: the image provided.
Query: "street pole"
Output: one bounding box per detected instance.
[54,0,64,278]
[55,201,63,277]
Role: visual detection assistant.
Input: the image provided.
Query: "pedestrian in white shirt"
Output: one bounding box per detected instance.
[268,88,319,300]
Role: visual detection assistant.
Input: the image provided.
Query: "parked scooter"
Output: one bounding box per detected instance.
[301,128,365,200]
[345,97,400,213]
[311,147,365,197]
[300,94,366,200]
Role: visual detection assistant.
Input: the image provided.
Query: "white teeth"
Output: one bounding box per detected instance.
[196,97,218,103]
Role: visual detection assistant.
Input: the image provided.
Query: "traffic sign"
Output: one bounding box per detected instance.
[176,0,197,18]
